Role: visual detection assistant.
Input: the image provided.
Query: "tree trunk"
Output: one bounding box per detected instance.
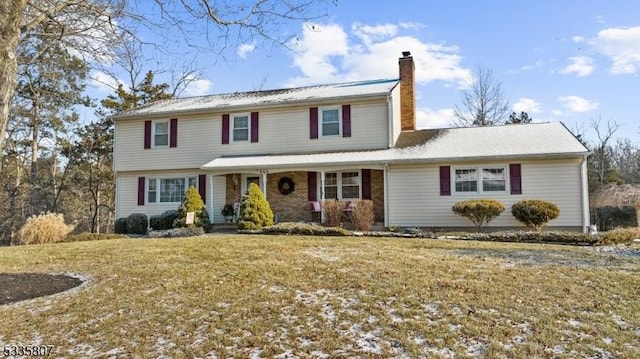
[0,0,28,165]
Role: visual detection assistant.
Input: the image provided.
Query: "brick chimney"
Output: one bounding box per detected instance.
[399,51,415,131]
[398,51,416,131]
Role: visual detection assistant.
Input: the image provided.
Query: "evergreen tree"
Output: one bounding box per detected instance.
[174,186,211,230]
[238,183,274,230]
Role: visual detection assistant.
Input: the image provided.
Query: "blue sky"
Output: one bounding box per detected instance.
[91,0,640,143]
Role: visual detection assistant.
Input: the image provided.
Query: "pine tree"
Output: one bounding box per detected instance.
[174,186,211,230]
[238,183,274,230]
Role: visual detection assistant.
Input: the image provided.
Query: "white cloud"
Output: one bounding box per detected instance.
[352,22,398,45]
[559,56,595,77]
[287,23,350,85]
[237,41,256,59]
[558,95,599,113]
[417,108,455,129]
[591,26,640,74]
[90,70,122,93]
[572,35,585,43]
[512,98,541,113]
[183,79,213,96]
[286,22,471,88]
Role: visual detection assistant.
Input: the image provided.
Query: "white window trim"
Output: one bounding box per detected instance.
[452,165,508,195]
[147,176,198,204]
[152,120,169,148]
[321,170,361,200]
[319,106,342,137]
[231,113,250,143]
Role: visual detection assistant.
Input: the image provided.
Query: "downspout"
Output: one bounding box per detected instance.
[320,171,326,223]
[383,162,389,228]
[387,94,394,148]
[580,156,590,233]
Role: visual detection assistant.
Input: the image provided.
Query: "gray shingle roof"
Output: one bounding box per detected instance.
[113,79,399,119]
[201,122,589,171]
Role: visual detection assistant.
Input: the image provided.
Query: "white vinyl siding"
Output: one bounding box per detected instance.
[387,159,584,229]
[114,99,389,172]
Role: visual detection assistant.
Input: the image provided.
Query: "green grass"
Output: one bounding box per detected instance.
[1,235,639,358]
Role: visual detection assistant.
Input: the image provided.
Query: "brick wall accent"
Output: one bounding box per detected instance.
[371,170,384,222]
[225,174,241,204]
[267,172,311,222]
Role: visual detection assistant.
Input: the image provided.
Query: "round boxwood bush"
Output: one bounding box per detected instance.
[511,199,560,232]
[160,209,178,229]
[126,213,148,235]
[452,199,506,231]
[114,218,128,234]
[149,215,162,230]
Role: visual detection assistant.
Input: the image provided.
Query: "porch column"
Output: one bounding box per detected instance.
[209,175,214,223]
[320,171,325,223]
[383,163,389,228]
[261,170,268,200]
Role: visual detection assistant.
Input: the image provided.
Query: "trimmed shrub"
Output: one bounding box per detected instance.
[16,212,74,245]
[511,199,560,232]
[322,201,344,227]
[126,213,148,235]
[591,206,637,231]
[261,222,350,236]
[174,186,211,231]
[351,200,375,231]
[461,231,596,245]
[114,218,128,234]
[149,215,162,230]
[452,199,506,231]
[237,183,274,230]
[148,226,205,238]
[160,210,178,230]
[598,227,640,245]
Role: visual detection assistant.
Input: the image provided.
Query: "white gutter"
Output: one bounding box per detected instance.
[387,94,394,148]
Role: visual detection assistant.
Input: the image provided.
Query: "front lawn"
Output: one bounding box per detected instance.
[1,235,639,358]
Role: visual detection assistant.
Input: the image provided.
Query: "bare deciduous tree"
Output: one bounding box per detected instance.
[0,0,332,165]
[454,67,510,127]
[588,117,622,190]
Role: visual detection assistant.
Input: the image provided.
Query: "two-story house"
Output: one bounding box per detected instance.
[113,52,591,231]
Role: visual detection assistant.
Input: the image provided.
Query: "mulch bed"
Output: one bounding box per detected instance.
[0,273,83,305]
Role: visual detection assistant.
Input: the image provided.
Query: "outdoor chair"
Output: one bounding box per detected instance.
[310,201,321,222]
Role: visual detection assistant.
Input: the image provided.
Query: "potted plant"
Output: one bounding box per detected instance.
[221,204,235,222]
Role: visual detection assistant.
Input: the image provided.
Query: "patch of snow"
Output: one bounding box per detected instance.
[249,348,263,359]
[568,319,583,327]
[465,340,489,357]
[611,314,630,329]
[356,330,383,354]
[274,349,295,358]
[310,350,330,358]
[603,337,613,344]
[421,302,440,315]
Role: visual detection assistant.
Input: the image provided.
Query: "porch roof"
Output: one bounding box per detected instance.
[201,122,590,172]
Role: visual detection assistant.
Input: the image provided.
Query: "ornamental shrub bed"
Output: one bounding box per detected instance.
[460,228,640,246]
[147,227,205,238]
[259,222,350,236]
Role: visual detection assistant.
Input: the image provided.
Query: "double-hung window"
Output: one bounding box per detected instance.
[147,176,197,203]
[454,166,506,194]
[153,121,169,147]
[321,108,340,136]
[232,115,249,142]
[323,171,360,199]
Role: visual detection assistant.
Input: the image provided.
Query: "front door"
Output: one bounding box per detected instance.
[241,175,262,194]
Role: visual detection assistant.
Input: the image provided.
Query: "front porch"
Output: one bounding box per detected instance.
[215,170,385,224]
